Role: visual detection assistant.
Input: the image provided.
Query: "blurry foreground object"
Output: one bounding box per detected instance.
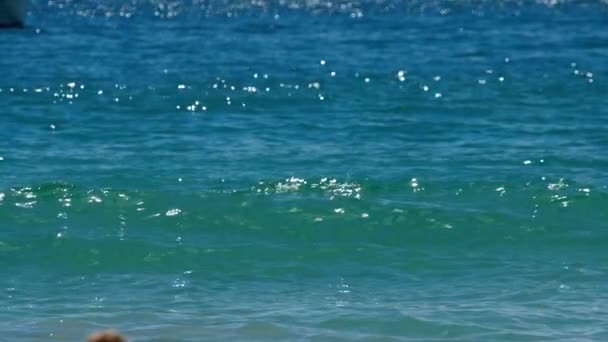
[0,0,27,28]
[87,330,128,342]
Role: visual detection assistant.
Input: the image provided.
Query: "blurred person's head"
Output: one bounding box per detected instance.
[86,330,127,342]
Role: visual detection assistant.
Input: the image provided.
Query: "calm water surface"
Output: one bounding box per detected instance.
[1,0,608,340]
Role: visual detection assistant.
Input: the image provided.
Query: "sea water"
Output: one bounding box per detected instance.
[1,0,608,340]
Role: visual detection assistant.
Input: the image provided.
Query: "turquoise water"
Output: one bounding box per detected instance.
[2,1,608,340]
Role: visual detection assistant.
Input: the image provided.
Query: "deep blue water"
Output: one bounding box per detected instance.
[1,0,608,340]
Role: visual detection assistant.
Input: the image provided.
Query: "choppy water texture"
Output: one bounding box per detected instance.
[2,0,608,340]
